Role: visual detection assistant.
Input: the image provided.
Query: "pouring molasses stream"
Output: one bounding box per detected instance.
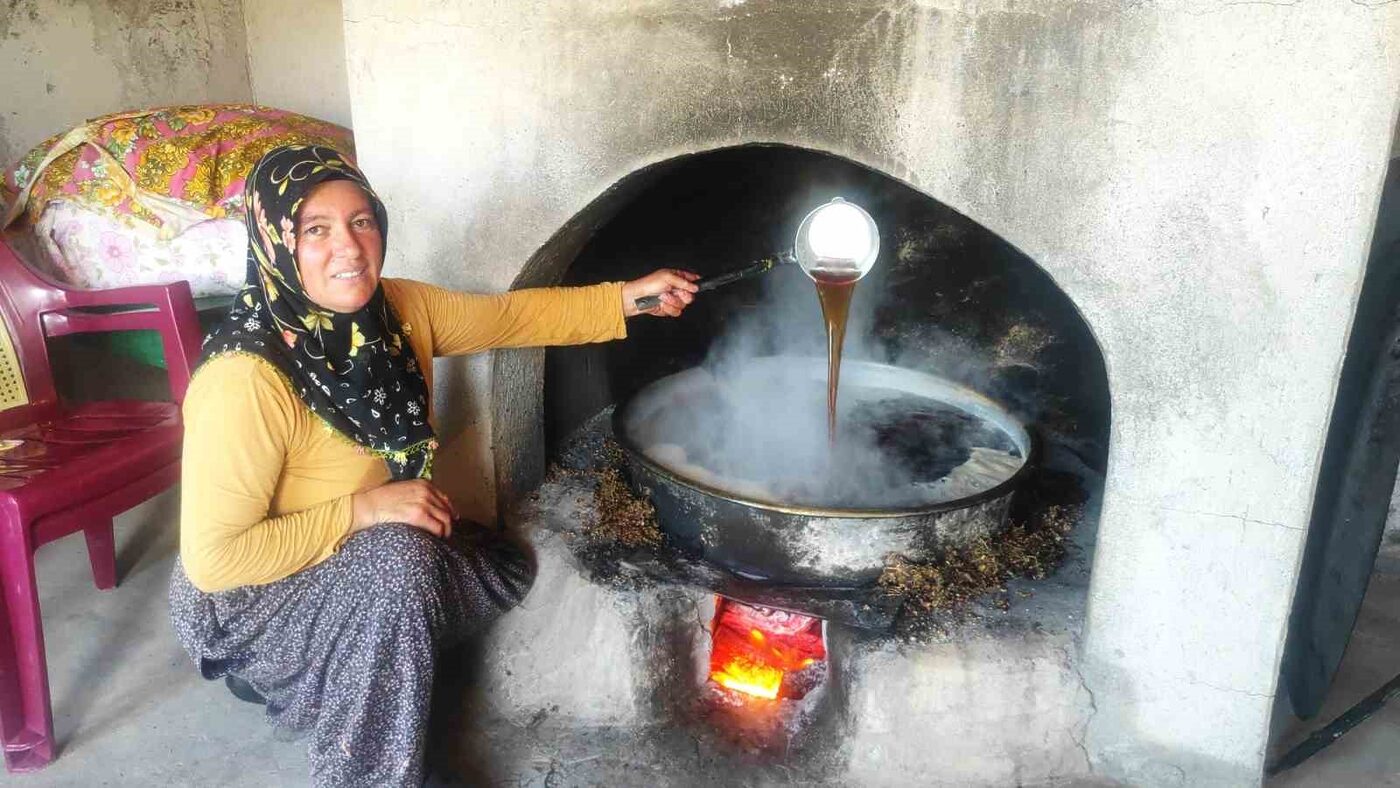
[795,198,880,442]
[634,198,881,443]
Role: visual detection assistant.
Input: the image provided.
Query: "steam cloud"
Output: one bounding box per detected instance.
[620,265,1028,510]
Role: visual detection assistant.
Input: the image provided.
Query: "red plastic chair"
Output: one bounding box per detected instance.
[0,238,201,771]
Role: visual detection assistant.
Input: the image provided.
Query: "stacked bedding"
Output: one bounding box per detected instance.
[1,105,354,297]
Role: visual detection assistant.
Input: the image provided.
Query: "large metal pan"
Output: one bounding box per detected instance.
[613,358,1036,586]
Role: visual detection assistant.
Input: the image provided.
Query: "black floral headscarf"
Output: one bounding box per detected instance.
[199,144,435,479]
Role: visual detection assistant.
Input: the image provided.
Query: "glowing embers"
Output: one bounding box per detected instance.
[708,597,827,701]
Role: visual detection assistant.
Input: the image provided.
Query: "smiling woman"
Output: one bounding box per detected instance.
[164,145,699,787]
[293,180,386,313]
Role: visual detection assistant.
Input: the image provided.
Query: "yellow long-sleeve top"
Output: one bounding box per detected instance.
[180,277,626,593]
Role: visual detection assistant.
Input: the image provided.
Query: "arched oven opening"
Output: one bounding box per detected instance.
[544,143,1108,571]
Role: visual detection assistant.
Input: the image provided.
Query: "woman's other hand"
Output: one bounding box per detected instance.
[350,479,457,538]
[622,269,700,318]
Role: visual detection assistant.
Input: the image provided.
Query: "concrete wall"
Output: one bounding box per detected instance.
[242,0,352,127]
[0,0,252,168]
[341,1,1400,784]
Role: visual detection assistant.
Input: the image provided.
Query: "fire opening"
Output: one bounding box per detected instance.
[708,597,827,700]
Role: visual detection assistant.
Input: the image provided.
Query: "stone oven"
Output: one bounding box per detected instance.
[340,1,1400,784]
[446,143,1109,784]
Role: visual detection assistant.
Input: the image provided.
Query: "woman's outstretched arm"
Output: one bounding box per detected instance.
[385,270,696,358]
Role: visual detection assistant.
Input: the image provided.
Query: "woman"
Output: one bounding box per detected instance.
[168,145,696,786]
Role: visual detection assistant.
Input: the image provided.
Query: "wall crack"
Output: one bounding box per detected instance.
[1155,504,1303,531]
[1187,677,1272,699]
[1066,643,1099,776]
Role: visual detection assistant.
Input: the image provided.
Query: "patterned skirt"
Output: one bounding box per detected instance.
[168,523,534,787]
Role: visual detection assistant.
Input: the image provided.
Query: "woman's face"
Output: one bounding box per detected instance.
[294,180,384,313]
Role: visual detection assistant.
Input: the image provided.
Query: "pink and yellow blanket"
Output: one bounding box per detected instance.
[2,104,354,237]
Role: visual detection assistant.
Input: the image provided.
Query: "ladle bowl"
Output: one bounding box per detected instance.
[793,197,880,283]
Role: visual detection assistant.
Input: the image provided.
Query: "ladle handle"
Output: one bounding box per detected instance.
[633,253,792,312]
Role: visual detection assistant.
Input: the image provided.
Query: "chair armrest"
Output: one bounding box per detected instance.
[41,281,204,404]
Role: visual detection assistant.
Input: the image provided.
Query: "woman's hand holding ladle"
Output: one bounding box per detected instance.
[622,269,700,318]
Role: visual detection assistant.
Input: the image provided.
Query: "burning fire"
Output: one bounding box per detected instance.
[708,598,826,700]
[712,651,786,699]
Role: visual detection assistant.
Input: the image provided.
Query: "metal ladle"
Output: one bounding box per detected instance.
[632,197,880,312]
[793,197,880,283]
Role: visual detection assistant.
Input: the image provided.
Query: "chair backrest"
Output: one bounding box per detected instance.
[0,239,67,429]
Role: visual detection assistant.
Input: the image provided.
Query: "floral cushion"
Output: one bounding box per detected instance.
[0,104,354,297]
[2,104,354,237]
[31,200,246,298]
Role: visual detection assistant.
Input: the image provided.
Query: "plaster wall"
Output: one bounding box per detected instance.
[341,1,1400,783]
[242,0,352,127]
[0,0,252,168]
